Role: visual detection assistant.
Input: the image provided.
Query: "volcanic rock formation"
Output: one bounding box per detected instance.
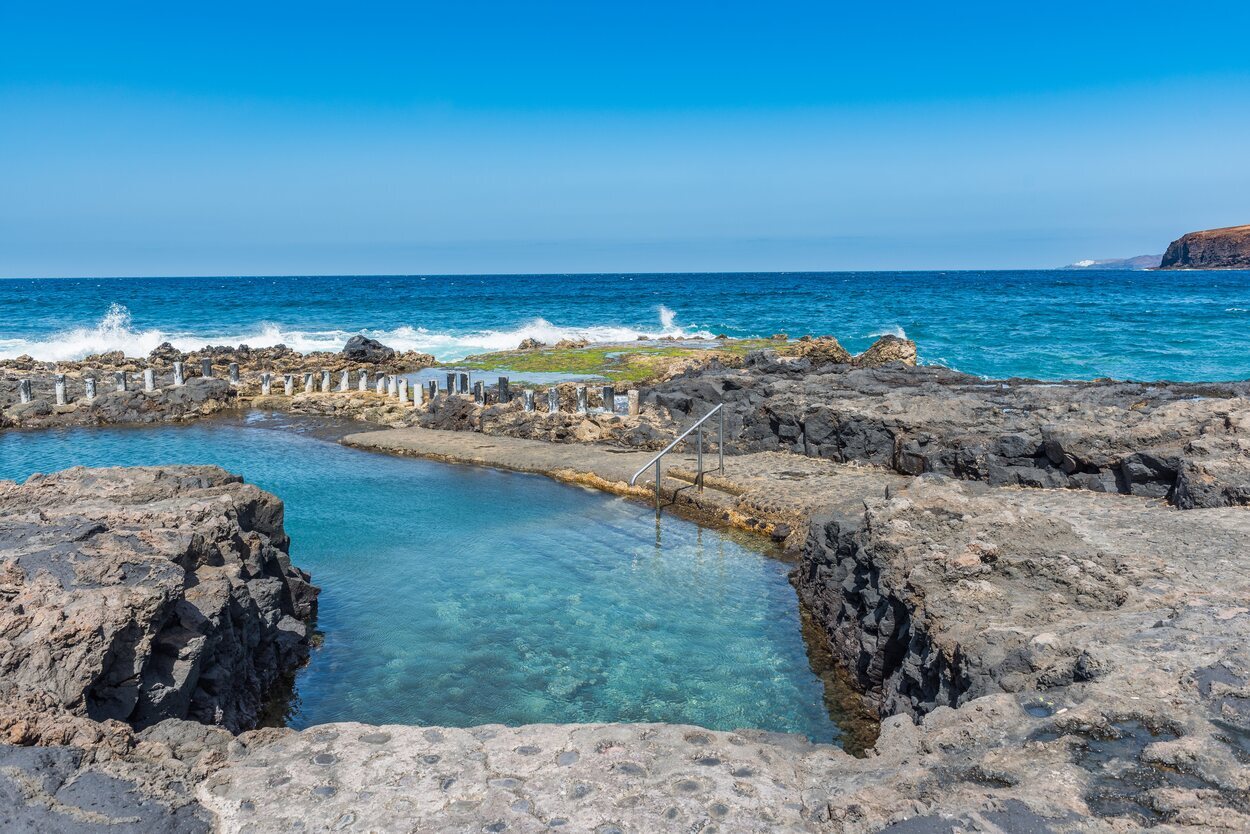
[1160,224,1250,270]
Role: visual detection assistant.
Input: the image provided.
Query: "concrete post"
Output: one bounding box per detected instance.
[84,377,96,402]
[576,386,587,414]
[339,370,350,392]
[144,368,156,392]
[114,371,127,393]
[358,370,369,392]
[474,381,485,404]
[427,380,437,402]
[320,371,331,393]
[18,379,32,404]
[261,373,272,395]
[523,389,535,412]
[398,378,409,405]
[304,373,315,394]
[459,373,469,394]
[228,363,240,385]
[414,381,425,406]
[53,374,67,405]
[201,358,212,378]
[442,373,453,394]
[499,376,510,403]
[284,374,295,396]
[601,385,616,414]
[547,388,559,414]
[173,361,185,386]
[388,375,399,397]
[627,389,640,416]
[376,376,386,395]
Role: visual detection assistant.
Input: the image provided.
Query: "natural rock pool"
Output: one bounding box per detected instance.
[0,415,845,743]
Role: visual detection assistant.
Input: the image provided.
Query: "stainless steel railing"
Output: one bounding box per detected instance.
[629,403,725,515]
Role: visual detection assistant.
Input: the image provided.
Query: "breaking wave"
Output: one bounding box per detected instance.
[0,303,717,363]
[865,325,908,339]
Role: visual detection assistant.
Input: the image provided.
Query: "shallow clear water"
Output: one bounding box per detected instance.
[2,271,1249,380]
[0,417,840,741]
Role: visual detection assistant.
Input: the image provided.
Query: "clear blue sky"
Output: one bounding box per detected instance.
[3,1,1249,276]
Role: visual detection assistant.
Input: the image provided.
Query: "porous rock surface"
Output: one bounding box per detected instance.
[645,352,1250,507]
[796,475,1250,829]
[0,466,318,733]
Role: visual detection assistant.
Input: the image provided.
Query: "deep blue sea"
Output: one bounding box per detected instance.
[2,271,1249,380]
[0,417,842,742]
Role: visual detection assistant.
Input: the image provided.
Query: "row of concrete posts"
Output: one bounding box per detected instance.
[353,372,641,416]
[19,363,641,417]
[19,358,244,406]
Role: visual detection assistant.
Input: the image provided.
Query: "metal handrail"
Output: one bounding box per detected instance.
[629,403,725,515]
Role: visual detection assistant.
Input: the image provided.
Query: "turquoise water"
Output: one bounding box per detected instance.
[2,271,1250,380]
[0,417,840,741]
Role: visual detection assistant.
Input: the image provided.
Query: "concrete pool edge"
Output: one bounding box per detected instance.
[340,426,907,555]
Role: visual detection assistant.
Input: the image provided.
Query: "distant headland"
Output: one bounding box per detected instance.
[1060,254,1161,270]
[1063,222,1250,271]
[1159,223,1250,270]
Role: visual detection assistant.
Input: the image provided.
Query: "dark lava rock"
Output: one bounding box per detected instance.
[148,341,184,363]
[0,466,318,733]
[342,335,396,363]
[644,359,1250,508]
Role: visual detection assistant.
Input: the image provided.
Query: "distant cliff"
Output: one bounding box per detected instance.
[1160,224,1250,269]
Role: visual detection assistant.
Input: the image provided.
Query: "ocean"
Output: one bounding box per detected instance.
[2,270,1249,381]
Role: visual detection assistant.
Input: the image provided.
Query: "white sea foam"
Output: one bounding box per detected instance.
[0,304,716,362]
[866,325,908,339]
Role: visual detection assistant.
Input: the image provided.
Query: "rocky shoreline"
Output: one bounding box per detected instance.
[0,466,318,831]
[3,334,1250,831]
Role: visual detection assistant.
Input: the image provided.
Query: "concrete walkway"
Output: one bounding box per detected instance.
[342,427,905,547]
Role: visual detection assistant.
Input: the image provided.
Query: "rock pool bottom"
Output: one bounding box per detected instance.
[0,415,845,744]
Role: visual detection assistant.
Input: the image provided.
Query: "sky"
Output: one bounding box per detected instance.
[2,1,1250,277]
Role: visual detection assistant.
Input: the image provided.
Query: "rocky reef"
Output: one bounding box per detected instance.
[1160,224,1250,270]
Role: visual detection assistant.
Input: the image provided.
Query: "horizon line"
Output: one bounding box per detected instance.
[0,266,1171,281]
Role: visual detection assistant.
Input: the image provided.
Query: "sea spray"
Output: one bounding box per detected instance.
[0,305,717,363]
[9,303,169,362]
[865,325,908,340]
